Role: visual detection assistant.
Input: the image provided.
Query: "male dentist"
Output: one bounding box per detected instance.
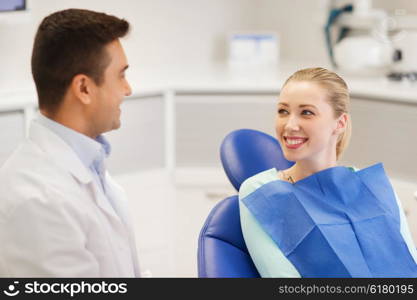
[0,9,140,277]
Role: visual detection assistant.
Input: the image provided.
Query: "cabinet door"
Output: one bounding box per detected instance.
[114,170,176,277]
[175,94,278,168]
[0,110,25,167]
[341,97,417,182]
[105,97,165,175]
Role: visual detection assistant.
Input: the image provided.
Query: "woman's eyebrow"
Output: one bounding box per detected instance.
[278,103,317,109]
[299,104,317,109]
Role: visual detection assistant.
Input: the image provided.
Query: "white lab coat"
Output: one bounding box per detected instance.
[0,120,140,277]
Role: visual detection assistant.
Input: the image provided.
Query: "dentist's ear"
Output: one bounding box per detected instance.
[70,74,93,105]
[334,113,348,135]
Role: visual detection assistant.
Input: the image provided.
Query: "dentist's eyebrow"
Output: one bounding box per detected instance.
[278,102,289,106]
[120,64,129,73]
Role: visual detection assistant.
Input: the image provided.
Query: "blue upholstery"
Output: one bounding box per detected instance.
[198,196,260,278]
[220,128,294,191]
[198,129,293,277]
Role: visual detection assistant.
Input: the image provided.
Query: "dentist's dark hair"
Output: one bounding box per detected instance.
[31,8,130,114]
[282,67,351,160]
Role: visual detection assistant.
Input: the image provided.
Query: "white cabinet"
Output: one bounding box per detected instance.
[173,185,233,277]
[114,169,177,277]
[105,96,165,175]
[175,94,278,168]
[342,97,417,182]
[114,168,235,277]
[0,110,25,167]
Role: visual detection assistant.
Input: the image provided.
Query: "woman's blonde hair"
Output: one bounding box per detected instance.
[282,67,351,160]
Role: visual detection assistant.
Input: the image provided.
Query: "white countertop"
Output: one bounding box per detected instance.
[1,61,417,111]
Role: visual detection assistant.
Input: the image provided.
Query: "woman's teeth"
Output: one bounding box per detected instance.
[287,139,304,145]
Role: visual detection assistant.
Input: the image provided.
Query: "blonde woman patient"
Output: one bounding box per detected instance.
[239,67,417,278]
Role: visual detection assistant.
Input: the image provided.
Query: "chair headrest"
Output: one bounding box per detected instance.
[220,129,294,191]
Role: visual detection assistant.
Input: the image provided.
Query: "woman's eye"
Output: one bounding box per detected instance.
[301,110,314,116]
[278,109,288,115]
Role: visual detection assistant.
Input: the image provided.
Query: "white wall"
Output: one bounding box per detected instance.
[0,0,258,94]
[253,0,417,66]
[2,0,417,95]
[0,0,336,96]
[374,0,417,14]
[253,0,332,66]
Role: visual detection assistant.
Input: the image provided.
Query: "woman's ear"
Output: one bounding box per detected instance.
[70,74,94,105]
[334,113,348,135]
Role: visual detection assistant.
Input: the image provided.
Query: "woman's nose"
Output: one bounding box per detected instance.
[285,115,300,131]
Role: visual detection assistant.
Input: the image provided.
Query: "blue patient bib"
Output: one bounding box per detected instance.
[242,163,417,277]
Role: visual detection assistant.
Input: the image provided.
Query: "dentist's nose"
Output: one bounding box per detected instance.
[125,79,132,97]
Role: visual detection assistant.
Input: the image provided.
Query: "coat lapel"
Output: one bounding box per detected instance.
[106,174,141,276]
[29,120,140,276]
[88,180,125,227]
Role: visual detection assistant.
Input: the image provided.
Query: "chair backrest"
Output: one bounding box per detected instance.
[220,128,294,191]
[197,196,260,278]
[198,129,293,277]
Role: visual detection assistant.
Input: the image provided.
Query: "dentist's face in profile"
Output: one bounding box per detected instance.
[88,39,132,137]
[275,80,340,164]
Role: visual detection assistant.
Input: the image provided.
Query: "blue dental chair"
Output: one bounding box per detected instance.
[197,129,294,277]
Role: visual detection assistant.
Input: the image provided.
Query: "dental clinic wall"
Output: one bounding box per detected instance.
[2,0,417,96]
[340,0,417,14]
[255,0,417,65]
[254,0,331,66]
[0,0,258,95]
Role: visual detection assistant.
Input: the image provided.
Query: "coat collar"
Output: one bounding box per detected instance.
[28,119,93,184]
[28,119,141,276]
[37,114,111,172]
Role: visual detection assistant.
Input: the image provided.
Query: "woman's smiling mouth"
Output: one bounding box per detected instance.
[284,136,308,149]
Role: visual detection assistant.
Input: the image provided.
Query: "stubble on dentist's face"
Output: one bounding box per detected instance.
[89,39,132,137]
